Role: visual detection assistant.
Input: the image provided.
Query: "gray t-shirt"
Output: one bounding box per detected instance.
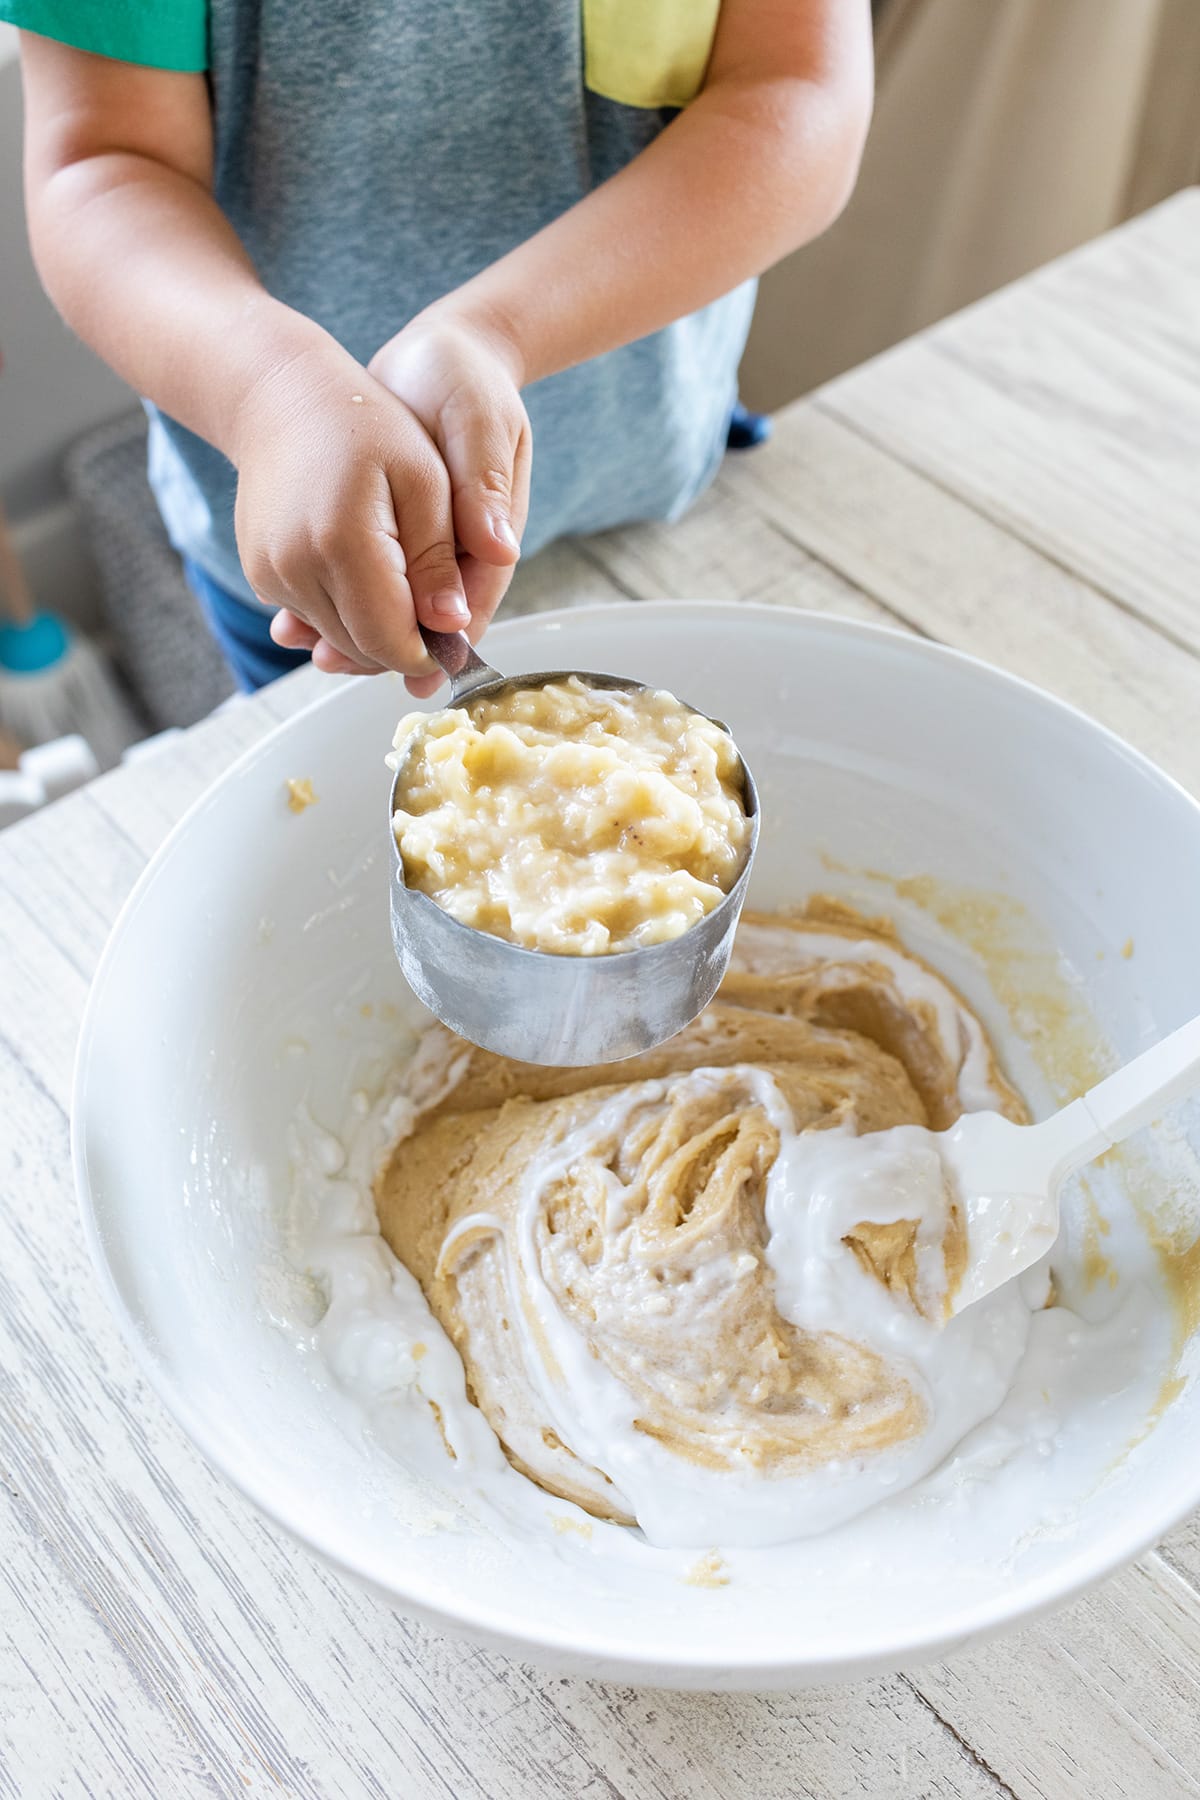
[143,0,756,603]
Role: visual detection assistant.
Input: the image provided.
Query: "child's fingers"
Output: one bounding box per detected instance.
[324,515,461,673]
[311,638,377,677]
[459,552,516,640]
[244,537,381,672]
[511,415,533,541]
[452,421,531,632]
[441,396,528,569]
[386,471,472,638]
[271,608,380,675]
[293,592,382,671]
[269,610,320,651]
[452,412,532,636]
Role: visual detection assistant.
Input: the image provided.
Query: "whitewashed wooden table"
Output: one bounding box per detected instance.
[4,189,1200,1799]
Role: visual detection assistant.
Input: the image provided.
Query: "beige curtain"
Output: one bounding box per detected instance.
[740,0,1200,410]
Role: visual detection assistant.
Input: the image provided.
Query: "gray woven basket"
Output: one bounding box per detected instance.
[64,412,234,730]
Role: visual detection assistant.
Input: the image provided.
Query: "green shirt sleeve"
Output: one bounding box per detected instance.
[0,0,208,70]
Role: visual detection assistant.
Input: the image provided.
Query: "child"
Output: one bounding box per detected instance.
[10,1,872,695]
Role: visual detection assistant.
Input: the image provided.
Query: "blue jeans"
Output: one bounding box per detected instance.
[183,559,310,693]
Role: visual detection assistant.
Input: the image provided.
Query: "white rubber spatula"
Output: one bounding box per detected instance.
[943,1014,1200,1313]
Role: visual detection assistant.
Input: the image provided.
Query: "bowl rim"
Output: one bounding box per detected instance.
[72,598,1200,1681]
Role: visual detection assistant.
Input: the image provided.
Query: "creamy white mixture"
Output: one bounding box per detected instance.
[286,912,1160,1552]
[280,886,1187,1565]
[289,1062,1168,1563]
[439,1065,1041,1545]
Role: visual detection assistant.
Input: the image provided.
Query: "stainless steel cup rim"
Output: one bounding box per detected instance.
[386,648,760,1062]
[387,664,760,970]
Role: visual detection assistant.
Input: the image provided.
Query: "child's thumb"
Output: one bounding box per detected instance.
[444,409,524,568]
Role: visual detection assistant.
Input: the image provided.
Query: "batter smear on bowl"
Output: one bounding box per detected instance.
[375,904,1039,1547]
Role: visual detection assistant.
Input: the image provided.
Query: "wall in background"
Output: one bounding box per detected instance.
[0,26,134,622]
[0,28,134,519]
[739,0,1200,409]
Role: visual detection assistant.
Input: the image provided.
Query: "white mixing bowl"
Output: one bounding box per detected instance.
[73,603,1200,1687]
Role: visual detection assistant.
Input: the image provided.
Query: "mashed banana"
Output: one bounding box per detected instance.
[388,677,751,955]
[375,906,1028,1536]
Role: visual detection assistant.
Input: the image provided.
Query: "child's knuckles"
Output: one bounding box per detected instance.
[272,536,324,595]
[241,544,281,598]
[404,537,462,591]
[470,466,514,506]
[365,340,405,385]
[344,607,422,673]
[392,447,452,514]
[312,517,363,573]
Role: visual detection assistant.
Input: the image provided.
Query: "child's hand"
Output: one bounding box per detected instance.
[231,325,522,691]
[261,315,529,693]
[233,333,476,686]
[367,309,532,675]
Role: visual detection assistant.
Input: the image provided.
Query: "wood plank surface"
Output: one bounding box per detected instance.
[818,190,1200,656]
[4,194,1200,1798]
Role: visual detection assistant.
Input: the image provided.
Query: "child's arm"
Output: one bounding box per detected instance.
[18,36,522,685]
[382,0,872,388]
[20,0,869,681]
[300,0,871,664]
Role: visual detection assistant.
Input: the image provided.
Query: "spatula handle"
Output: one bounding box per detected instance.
[1079,1012,1200,1146]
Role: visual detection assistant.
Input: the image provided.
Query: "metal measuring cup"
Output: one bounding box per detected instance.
[387,626,760,1067]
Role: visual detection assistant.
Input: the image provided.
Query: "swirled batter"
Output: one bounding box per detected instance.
[375,906,1036,1546]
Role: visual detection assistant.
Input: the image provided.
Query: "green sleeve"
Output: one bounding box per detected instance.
[0,0,208,70]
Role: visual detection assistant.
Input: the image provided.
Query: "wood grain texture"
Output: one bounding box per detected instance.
[4,195,1200,1798]
[818,189,1200,658]
[908,1560,1200,1800]
[716,406,1200,795]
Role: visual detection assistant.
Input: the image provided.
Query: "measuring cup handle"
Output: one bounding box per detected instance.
[418,625,500,702]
